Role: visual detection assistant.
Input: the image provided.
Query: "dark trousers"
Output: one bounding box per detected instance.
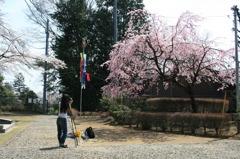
[56,117,68,145]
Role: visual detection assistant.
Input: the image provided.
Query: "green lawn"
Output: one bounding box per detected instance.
[0,112,38,146]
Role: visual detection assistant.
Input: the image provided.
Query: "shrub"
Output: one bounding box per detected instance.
[152,113,169,132]
[122,97,147,111]
[49,107,55,114]
[169,113,187,133]
[111,111,126,125]
[125,110,140,127]
[137,112,153,130]
[200,113,231,136]
[1,105,12,111]
[51,103,59,114]
[196,98,229,113]
[146,98,192,112]
[54,109,59,115]
[110,104,131,125]
[1,105,24,111]
[109,104,130,116]
[100,96,117,112]
[135,112,232,136]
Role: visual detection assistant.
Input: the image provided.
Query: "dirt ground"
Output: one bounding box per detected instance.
[72,115,240,146]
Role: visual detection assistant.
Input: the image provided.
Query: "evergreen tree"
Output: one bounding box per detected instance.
[51,0,144,111]
[13,74,39,110]
[0,74,18,111]
[24,90,39,110]
[2,83,19,107]
[0,73,4,110]
[13,73,26,99]
[0,74,20,110]
[51,0,88,110]
[85,0,144,110]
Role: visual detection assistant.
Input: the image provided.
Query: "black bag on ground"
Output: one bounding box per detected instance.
[85,127,95,138]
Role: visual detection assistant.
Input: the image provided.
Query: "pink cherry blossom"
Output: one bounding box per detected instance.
[102,9,234,111]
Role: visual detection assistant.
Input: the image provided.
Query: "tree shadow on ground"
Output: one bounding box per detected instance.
[76,116,239,145]
[93,128,173,143]
[0,111,42,117]
[77,117,176,144]
[39,146,60,151]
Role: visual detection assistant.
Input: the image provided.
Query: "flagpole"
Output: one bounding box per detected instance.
[80,80,82,115]
[80,39,87,115]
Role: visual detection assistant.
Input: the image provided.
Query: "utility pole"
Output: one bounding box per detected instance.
[232,6,240,133]
[114,0,118,44]
[43,19,49,114]
[114,0,123,104]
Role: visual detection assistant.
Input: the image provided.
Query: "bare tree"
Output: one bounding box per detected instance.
[0,1,65,74]
[25,0,59,37]
[24,0,95,36]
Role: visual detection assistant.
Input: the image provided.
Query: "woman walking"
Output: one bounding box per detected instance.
[56,94,73,148]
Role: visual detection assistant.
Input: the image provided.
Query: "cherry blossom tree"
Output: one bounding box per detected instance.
[0,0,65,74]
[102,9,235,113]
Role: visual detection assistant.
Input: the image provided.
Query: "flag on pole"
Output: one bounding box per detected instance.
[86,73,91,81]
[79,52,84,82]
[79,52,90,89]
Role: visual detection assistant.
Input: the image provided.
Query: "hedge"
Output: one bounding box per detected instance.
[146,98,229,113]
[110,111,232,136]
[135,112,232,136]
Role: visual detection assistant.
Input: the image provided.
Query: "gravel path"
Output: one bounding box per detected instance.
[0,115,240,159]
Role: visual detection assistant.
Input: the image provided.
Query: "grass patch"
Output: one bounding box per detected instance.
[0,112,38,146]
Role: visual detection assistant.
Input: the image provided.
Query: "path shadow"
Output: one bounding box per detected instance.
[39,146,60,151]
[92,127,173,143]
[0,112,42,116]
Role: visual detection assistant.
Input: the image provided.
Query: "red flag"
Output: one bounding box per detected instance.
[86,73,91,81]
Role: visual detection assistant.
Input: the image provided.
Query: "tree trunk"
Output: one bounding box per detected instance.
[173,81,197,113]
[0,95,2,112]
[190,95,198,113]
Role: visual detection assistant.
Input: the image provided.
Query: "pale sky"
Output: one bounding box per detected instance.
[2,0,45,96]
[1,0,240,97]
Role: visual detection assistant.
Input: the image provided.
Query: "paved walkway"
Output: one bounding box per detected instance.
[0,115,240,159]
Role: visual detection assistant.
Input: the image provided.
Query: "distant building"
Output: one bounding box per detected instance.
[144,81,223,98]
[143,81,236,112]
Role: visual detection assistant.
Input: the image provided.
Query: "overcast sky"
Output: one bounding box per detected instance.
[1,0,240,96]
